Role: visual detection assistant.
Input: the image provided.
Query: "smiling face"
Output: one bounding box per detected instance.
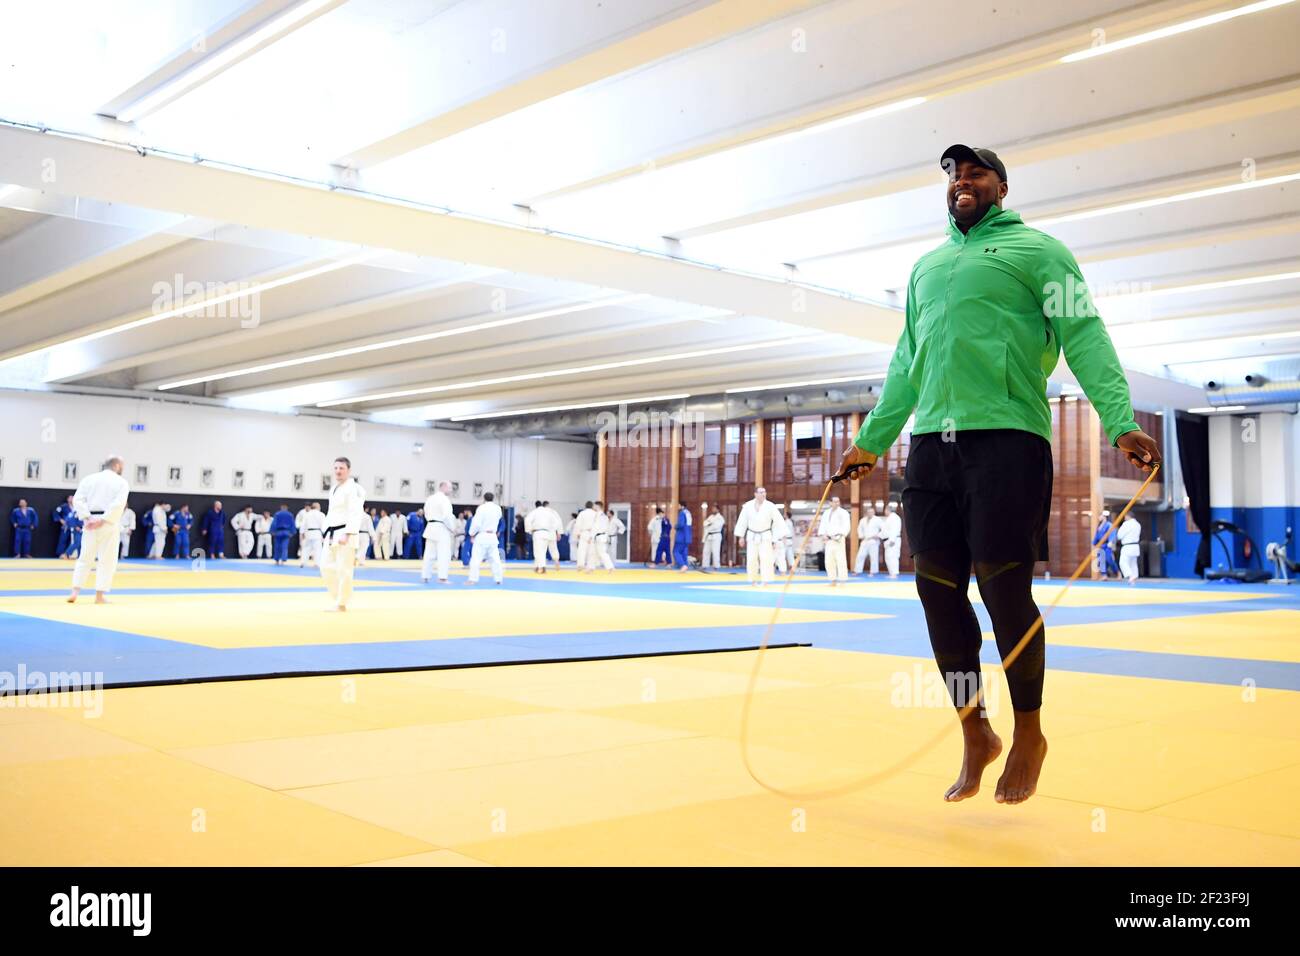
[946,158,1007,230]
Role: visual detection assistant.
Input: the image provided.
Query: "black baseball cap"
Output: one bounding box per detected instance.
[940,144,1007,183]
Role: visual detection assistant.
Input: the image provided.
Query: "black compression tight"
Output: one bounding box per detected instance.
[913,546,1045,713]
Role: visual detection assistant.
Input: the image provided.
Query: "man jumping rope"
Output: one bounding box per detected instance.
[838,145,1161,805]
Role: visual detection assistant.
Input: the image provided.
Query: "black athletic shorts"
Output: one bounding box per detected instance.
[902,429,1053,563]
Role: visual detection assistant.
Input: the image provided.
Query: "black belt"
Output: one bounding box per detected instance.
[90,511,104,516]
[323,524,345,540]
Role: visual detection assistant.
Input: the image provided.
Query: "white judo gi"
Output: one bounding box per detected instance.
[882,509,902,578]
[320,478,366,608]
[467,500,505,584]
[1116,516,1142,583]
[528,506,562,571]
[422,491,455,583]
[573,507,597,571]
[735,497,783,585]
[300,508,325,566]
[701,512,726,568]
[855,513,883,575]
[254,514,272,558]
[819,505,851,583]
[119,507,135,559]
[70,467,131,595]
[232,510,255,558]
[149,504,168,559]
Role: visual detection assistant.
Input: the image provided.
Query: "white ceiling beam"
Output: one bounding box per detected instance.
[0,125,900,348]
[101,0,345,121]
[343,0,825,169]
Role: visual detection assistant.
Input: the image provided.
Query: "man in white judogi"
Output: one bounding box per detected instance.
[573,501,598,572]
[773,506,791,574]
[589,501,617,572]
[374,510,391,561]
[254,511,272,558]
[882,503,902,578]
[1116,513,1142,585]
[149,501,168,559]
[295,504,309,561]
[701,506,725,569]
[355,509,375,566]
[819,496,851,586]
[391,510,406,559]
[528,502,562,574]
[605,509,626,565]
[465,493,504,585]
[232,507,256,559]
[67,456,131,604]
[855,505,884,576]
[543,501,563,568]
[119,505,136,559]
[735,487,783,586]
[422,481,455,584]
[320,459,366,611]
[300,503,324,567]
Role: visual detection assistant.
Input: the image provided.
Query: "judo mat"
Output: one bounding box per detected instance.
[1,559,1298,864]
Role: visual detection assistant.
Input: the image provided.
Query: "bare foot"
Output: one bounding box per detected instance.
[995,713,1048,805]
[66,591,79,604]
[944,720,1003,803]
[95,594,109,604]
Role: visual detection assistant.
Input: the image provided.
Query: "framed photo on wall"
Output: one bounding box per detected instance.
[399,478,411,497]
[292,473,304,492]
[134,464,148,486]
[321,474,332,493]
[473,482,483,498]
[425,480,436,495]
[167,466,182,487]
[63,461,78,482]
[232,469,246,490]
[0,458,4,481]
[263,472,275,492]
[200,467,214,489]
[374,477,386,496]
[25,459,40,481]
[450,481,460,496]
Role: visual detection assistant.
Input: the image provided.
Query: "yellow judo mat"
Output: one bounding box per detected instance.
[2,647,1298,865]
[0,589,878,649]
[693,580,1270,607]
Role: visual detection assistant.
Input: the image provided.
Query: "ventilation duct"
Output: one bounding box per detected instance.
[1206,378,1300,406]
[460,383,880,439]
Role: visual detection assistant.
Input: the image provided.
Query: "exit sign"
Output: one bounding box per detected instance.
[128,423,146,433]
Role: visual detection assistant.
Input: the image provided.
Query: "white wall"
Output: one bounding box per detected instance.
[1208,410,1299,509]
[0,388,596,508]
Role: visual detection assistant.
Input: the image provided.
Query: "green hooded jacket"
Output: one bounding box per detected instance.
[854,204,1139,455]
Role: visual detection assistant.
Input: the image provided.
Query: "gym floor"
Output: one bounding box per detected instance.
[2,559,1298,866]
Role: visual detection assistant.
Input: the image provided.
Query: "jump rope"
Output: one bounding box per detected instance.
[739,457,1161,800]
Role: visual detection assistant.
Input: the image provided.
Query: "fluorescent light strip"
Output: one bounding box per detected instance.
[39,251,382,358]
[450,393,691,422]
[1037,172,1300,227]
[1061,0,1296,63]
[1098,270,1300,301]
[725,374,885,394]
[1123,328,1300,350]
[117,0,339,123]
[156,294,647,390]
[316,335,826,408]
[1187,405,1248,413]
[768,97,928,147]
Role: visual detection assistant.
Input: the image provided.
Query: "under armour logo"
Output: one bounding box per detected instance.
[984,247,998,253]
